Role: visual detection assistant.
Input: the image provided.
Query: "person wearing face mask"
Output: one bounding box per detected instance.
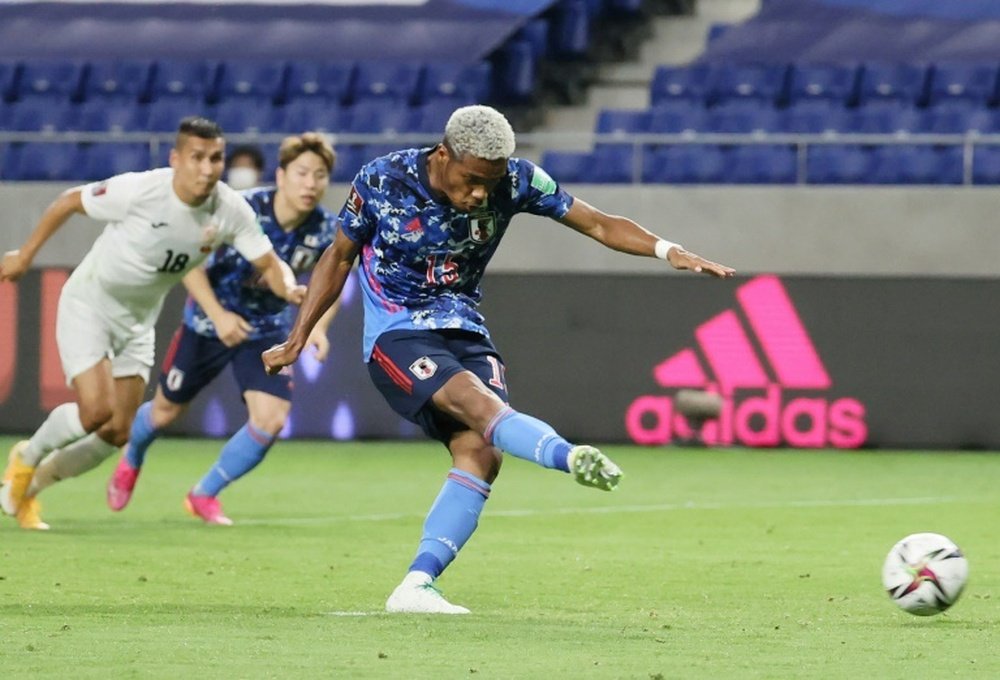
[106,133,339,525]
[226,144,266,191]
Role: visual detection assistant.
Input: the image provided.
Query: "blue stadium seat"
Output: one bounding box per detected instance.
[83,59,153,102]
[972,145,1000,184]
[491,40,536,103]
[642,145,727,184]
[583,145,635,183]
[353,62,422,104]
[286,61,355,104]
[927,62,1000,106]
[869,145,963,185]
[706,100,780,133]
[917,100,998,134]
[0,100,11,129]
[16,59,86,101]
[279,98,350,134]
[513,19,550,60]
[647,102,706,134]
[805,145,873,184]
[723,145,797,184]
[408,99,466,134]
[345,100,414,134]
[549,0,591,59]
[595,109,650,136]
[857,62,929,105]
[844,101,921,134]
[780,100,849,134]
[81,143,151,180]
[417,62,492,105]
[7,96,78,132]
[706,23,731,43]
[539,150,591,183]
[787,63,859,104]
[76,99,147,133]
[0,142,12,179]
[213,98,282,133]
[216,60,287,103]
[146,96,213,132]
[0,60,21,102]
[4,142,86,181]
[708,63,789,105]
[650,64,712,104]
[331,144,371,183]
[149,60,218,101]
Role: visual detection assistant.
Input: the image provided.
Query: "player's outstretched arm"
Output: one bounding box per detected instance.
[251,251,307,305]
[262,230,360,375]
[182,266,252,348]
[1,188,85,282]
[557,197,735,279]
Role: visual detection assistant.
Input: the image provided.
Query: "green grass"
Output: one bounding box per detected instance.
[0,437,997,679]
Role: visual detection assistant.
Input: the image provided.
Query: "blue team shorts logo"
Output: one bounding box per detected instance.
[469,211,497,244]
[409,356,438,380]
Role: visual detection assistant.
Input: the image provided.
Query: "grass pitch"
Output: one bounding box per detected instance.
[0,437,996,679]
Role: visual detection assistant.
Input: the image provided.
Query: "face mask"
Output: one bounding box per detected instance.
[227,167,260,191]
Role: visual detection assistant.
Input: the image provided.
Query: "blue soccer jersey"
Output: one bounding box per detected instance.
[338,147,574,360]
[185,187,338,341]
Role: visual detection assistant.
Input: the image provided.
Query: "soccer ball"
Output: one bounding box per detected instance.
[882,532,968,616]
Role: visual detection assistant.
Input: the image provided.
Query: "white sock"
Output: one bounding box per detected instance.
[23,403,88,466]
[28,434,118,496]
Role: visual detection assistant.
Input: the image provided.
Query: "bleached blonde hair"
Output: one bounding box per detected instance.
[444,105,516,161]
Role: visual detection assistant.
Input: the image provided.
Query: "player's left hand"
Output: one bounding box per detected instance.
[305,328,330,363]
[285,284,308,305]
[0,249,31,282]
[667,248,735,278]
[262,341,301,376]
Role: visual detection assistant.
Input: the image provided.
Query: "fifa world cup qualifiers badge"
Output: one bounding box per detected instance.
[200,223,219,253]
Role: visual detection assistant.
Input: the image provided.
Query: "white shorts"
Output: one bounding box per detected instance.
[56,284,154,386]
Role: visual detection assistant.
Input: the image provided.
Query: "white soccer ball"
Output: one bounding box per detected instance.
[882,532,968,616]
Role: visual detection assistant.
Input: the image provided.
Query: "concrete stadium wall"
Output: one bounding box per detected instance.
[1,183,997,277]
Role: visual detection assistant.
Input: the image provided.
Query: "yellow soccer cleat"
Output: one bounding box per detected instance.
[1,440,35,516]
[16,497,49,531]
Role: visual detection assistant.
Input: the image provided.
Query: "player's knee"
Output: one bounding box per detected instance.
[96,420,131,447]
[78,400,114,432]
[249,413,287,437]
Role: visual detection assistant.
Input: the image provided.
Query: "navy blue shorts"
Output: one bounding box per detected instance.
[158,325,293,404]
[368,329,509,444]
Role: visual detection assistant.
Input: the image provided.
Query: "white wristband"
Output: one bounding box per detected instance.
[654,239,682,261]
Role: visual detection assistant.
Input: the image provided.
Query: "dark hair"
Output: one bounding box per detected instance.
[279,132,336,172]
[228,145,266,171]
[175,116,223,149]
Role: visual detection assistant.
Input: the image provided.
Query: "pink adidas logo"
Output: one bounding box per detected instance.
[626,275,868,448]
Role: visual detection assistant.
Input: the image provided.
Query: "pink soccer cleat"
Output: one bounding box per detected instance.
[184,492,233,526]
[107,457,141,511]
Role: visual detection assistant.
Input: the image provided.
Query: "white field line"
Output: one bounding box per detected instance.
[239,495,974,527]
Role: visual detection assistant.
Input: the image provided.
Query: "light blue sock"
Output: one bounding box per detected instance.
[193,422,276,497]
[409,469,491,579]
[125,401,158,469]
[485,407,572,472]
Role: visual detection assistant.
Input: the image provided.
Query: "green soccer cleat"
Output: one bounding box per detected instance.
[568,445,623,491]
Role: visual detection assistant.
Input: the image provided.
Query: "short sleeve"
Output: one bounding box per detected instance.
[79,172,144,222]
[337,167,377,245]
[513,159,574,219]
[229,199,273,262]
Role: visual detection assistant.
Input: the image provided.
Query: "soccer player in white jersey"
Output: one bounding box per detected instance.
[0,117,303,530]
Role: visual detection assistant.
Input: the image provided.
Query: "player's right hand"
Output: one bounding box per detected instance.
[286,284,308,305]
[213,311,252,347]
[0,249,31,282]
[262,341,301,375]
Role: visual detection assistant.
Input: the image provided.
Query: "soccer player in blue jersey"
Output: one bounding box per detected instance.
[104,132,339,525]
[263,106,734,613]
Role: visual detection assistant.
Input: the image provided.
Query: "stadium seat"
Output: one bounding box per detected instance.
[706,23,731,43]
[539,150,591,183]
[4,142,86,181]
[549,0,591,59]
[705,100,780,134]
[286,61,355,104]
[491,40,536,103]
[352,62,422,104]
[408,99,469,134]
[844,101,921,134]
[780,100,849,134]
[805,145,873,184]
[787,63,859,104]
[650,63,712,104]
[917,100,998,134]
[279,98,350,133]
[80,143,152,180]
[76,98,148,133]
[972,145,1000,184]
[7,96,78,132]
[83,59,153,102]
[868,145,963,185]
[15,59,86,101]
[513,18,550,60]
[642,144,726,184]
[857,62,929,105]
[213,98,283,133]
[146,96,213,132]
[595,109,651,136]
[345,100,414,134]
[647,101,706,134]
[585,145,636,183]
[216,60,288,103]
[0,60,21,102]
[149,59,218,101]
[927,62,1000,106]
[707,63,789,105]
[331,144,371,182]
[417,62,492,105]
[723,145,797,184]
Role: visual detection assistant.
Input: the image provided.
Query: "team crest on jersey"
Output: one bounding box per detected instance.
[346,186,364,216]
[91,181,108,197]
[289,246,319,272]
[304,234,322,248]
[409,356,438,380]
[200,223,219,253]
[468,211,497,244]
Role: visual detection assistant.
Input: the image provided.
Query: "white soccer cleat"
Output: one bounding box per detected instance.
[568,445,623,491]
[385,571,470,614]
